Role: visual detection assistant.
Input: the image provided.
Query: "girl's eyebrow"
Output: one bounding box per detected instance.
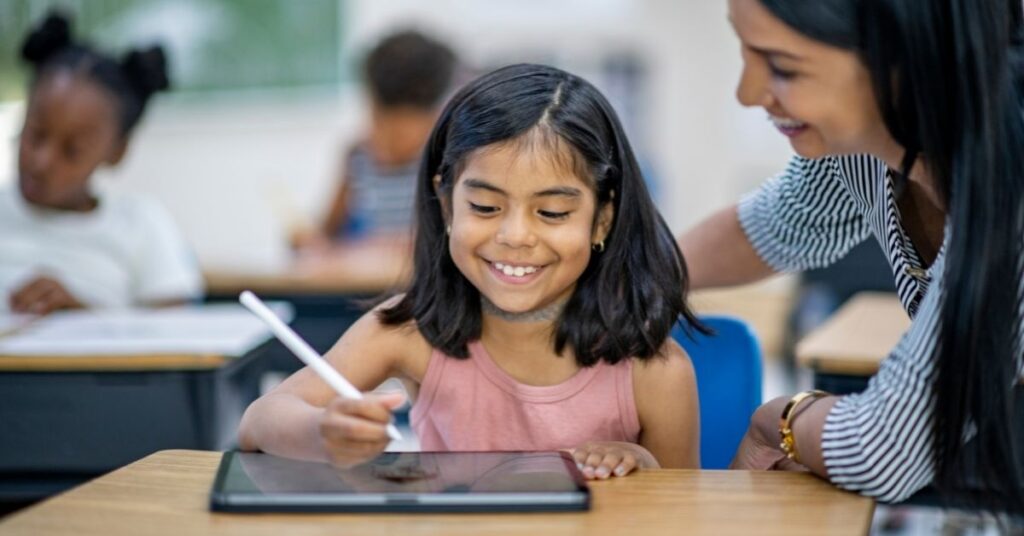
[462,178,582,198]
[463,178,505,194]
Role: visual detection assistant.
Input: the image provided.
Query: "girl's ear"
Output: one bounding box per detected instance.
[592,193,615,245]
[433,174,451,223]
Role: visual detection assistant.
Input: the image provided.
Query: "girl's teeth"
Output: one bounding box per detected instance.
[494,262,538,277]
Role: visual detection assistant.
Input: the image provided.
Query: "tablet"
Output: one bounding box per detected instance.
[209,450,590,513]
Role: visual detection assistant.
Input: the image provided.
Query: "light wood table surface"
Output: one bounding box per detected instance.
[204,239,412,296]
[0,352,231,372]
[795,292,909,376]
[0,450,874,536]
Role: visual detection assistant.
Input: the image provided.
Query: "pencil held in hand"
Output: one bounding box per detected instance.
[238,290,402,441]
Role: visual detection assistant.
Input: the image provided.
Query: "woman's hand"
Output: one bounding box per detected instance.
[317,391,405,468]
[571,441,659,480]
[9,276,83,314]
[731,397,807,471]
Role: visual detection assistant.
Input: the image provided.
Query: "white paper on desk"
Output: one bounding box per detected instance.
[0,303,294,357]
[0,313,38,337]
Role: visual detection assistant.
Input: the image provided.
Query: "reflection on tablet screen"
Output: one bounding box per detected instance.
[231,451,583,495]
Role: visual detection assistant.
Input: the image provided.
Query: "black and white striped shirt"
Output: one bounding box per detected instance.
[738,154,1024,503]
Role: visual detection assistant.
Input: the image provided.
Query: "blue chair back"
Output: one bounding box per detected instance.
[673,315,763,469]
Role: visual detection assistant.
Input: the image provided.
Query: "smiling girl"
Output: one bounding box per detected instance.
[239,63,704,479]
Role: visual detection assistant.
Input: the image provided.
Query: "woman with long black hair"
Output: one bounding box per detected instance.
[679,0,1024,511]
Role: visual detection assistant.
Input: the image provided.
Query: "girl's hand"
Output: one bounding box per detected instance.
[571,441,659,480]
[317,391,405,468]
[9,276,83,315]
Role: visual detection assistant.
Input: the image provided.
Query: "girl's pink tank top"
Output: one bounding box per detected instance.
[410,340,641,451]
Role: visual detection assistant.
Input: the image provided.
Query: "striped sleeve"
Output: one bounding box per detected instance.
[737,156,870,272]
[821,258,944,502]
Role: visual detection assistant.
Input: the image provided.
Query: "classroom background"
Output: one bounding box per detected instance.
[3,1,952,533]
[0,0,794,269]
[0,0,808,370]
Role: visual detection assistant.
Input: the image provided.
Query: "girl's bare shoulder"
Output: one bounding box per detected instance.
[334,294,434,379]
[631,338,696,391]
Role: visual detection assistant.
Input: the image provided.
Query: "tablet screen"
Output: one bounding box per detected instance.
[210,450,590,512]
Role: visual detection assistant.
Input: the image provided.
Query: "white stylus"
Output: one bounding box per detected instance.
[239,290,402,441]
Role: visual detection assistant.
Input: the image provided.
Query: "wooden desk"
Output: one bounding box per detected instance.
[204,239,412,367]
[796,292,909,376]
[0,337,271,504]
[0,450,874,535]
[794,292,908,393]
[204,239,412,297]
[0,353,231,372]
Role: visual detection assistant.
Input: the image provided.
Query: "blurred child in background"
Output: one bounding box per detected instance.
[0,13,203,314]
[292,29,458,250]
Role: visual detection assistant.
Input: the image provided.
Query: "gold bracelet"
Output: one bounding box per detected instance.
[778,389,829,464]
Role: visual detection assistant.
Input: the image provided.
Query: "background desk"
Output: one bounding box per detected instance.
[795,292,908,393]
[0,450,875,535]
[204,240,411,366]
[204,239,411,297]
[0,344,271,507]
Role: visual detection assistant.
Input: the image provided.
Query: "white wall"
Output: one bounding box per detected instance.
[109,88,365,271]
[1,0,796,272]
[343,0,794,229]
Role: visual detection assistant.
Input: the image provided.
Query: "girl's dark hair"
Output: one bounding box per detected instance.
[762,0,1024,512]
[20,12,170,136]
[379,63,705,366]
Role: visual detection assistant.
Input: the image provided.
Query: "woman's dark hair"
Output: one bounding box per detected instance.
[364,29,456,110]
[379,63,705,366]
[20,12,170,136]
[762,0,1024,513]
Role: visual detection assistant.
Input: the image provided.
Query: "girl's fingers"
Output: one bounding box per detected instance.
[593,452,624,479]
[11,278,73,314]
[320,392,407,444]
[582,450,606,480]
[571,445,640,479]
[320,412,391,443]
[613,451,638,477]
[327,395,397,425]
[32,285,64,314]
[10,280,48,311]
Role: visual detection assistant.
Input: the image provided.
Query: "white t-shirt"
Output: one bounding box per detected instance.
[0,185,203,311]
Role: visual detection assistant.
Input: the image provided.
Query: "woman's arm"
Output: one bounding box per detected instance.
[730,394,837,475]
[681,156,873,290]
[734,267,947,503]
[678,204,776,289]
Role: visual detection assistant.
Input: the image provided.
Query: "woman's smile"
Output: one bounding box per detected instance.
[768,114,808,138]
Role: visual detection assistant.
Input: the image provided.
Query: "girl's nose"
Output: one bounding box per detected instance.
[495,212,537,248]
